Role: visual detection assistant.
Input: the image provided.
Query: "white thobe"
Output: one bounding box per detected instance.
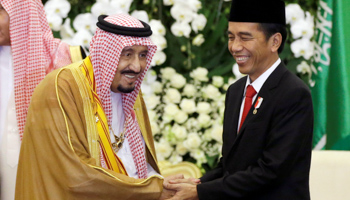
[0,46,21,200]
[111,92,159,178]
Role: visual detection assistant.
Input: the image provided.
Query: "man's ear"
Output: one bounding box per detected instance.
[270,33,282,53]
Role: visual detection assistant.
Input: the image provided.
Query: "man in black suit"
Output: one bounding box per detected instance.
[165,0,314,199]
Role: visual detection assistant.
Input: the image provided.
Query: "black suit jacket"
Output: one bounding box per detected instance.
[197,63,313,200]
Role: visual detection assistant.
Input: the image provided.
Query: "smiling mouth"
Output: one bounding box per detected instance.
[235,56,249,61]
[124,74,137,78]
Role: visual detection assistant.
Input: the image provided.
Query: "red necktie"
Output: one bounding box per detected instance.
[239,85,257,131]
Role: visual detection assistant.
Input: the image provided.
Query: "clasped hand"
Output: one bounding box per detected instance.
[159,174,200,200]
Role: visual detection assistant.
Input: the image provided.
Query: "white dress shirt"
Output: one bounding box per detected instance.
[237,58,281,132]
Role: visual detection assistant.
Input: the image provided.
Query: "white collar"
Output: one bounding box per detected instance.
[244,58,281,95]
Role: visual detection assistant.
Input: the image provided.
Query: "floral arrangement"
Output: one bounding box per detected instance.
[284,3,316,86]
[141,66,242,171]
[43,0,318,172]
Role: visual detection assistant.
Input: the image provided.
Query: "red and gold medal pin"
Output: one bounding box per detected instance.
[253,97,263,114]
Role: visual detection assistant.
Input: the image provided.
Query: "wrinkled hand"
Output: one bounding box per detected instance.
[164,181,199,200]
[159,174,184,200]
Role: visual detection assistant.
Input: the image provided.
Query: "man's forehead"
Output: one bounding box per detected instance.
[227,22,260,34]
[122,45,148,51]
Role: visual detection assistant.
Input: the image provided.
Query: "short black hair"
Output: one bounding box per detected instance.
[258,23,287,54]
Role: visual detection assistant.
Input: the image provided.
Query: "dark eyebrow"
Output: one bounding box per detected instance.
[227,30,233,35]
[238,32,253,37]
[121,47,135,54]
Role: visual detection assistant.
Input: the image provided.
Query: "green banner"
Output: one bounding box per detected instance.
[311,0,350,150]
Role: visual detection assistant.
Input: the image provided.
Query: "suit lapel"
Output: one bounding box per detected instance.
[223,77,246,155]
[227,63,287,154]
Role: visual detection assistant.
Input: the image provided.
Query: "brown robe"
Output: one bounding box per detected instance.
[15,66,163,200]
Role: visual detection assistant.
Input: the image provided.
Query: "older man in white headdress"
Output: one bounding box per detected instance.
[15,14,182,200]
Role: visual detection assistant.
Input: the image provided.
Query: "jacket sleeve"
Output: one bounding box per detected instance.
[200,157,223,183]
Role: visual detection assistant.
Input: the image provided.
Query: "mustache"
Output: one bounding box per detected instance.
[120,70,140,75]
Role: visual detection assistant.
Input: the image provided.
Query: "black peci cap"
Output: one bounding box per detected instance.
[229,0,286,25]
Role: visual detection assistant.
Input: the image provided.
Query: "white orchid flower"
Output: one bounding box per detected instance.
[191,14,207,33]
[131,10,149,23]
[290,17,314,39]
[110,0,133,14]
[71,29,93,49]
[171,21,191,38]
[150,35,167,51]
[91,2,111,17]
[73,13,96,33]
[187,0,202,12]
[60,18,75,39]
[149,19,166,36]
[297,61,312,75]
[291,38,314,60]
[285,3,305,25]
[44,0,71,18]
[170,3,194,23]
[151,50,166,66]
[192,34,205,46]
[46,13,63,32]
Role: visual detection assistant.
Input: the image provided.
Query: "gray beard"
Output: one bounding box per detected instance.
[117,85,135,93]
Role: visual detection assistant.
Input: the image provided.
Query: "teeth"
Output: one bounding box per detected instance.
[125,75,135,78]
[237,57,248,61]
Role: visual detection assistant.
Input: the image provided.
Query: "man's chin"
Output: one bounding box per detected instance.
[117,85,135,93]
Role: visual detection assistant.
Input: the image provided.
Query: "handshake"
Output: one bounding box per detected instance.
[159,174,200,200]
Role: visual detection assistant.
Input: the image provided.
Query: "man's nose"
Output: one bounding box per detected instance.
[229,39,243,54]
[129,56,142,73]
